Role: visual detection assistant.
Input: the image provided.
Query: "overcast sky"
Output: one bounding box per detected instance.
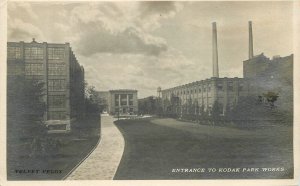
[8,1,294,98]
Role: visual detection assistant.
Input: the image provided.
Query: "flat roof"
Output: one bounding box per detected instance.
[109,89,138,92]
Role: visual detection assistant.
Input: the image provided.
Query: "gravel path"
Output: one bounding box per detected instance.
[66,114,124,180]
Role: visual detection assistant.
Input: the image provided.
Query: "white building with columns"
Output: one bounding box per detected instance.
[107,89,138,115]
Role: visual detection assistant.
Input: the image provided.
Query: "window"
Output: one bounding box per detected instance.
[48,48,65,60]
[121,100,127,106]
[25,64,44,75]
[115,94,119,106]
[228,82,233,91]
[48,79,65,91]
[48,63,65,75]
[48,59,64,63]
[217,83,223,91]
[25,47,44,59]
[129,101,133,106]
[129,108,134,112]
[8,63,23,75]
[48,95,65,108]
[239,83,244,91]
[121,94,127,99]
[48,111,66,120]
[7,47,21,59]
[207,84,211,92]
[129,94,133,99]
[48,124,67,130]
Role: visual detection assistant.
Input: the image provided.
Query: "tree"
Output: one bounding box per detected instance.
[84,85,102,114]
[211,100,222,125]
[263,91,279,109]
[7,76,46,138]
[227,95,274,126]
[7,76,47,157]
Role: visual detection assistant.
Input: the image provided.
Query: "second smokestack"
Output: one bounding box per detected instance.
[212,22,219,78]
[249,21,254,59]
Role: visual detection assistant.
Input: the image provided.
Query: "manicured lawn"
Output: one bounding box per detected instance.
[7,115,101,180]
[114,118,293,179]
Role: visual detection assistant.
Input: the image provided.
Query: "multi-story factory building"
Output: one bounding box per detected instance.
[161,21,293,116]
[107,89,138,116]
[243,53,293,111]
[161,77,251,116]
[7,39,85,132]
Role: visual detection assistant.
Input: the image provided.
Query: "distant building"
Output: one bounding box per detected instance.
[107,89,138,115]
[7,39,85,132]
[161,77,251,116]
[161,21,293,116]
[243,53,293,111]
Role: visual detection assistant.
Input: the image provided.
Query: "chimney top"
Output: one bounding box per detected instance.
[248,20,254,59]
[212,21,219,78]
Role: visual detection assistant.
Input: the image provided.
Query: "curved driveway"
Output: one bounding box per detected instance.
[67,114,124,180]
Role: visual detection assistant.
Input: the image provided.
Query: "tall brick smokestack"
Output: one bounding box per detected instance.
[249,21,254,59]
[212,22,219,78]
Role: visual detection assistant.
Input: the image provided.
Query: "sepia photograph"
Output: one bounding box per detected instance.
[1,0,300,185]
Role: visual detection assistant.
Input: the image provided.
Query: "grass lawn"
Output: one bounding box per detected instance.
[7,115,101,180]
[114,118,293,180]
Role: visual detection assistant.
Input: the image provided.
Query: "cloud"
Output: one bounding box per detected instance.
[77,47,204,97]
[68,2,173,56]
[8,2,38,20]
[7,2,186,56]
[74,25,167,56]
[137,1,184,31]
[8,19,45,41]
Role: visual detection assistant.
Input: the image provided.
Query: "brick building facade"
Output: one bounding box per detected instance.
[243,53,293,111]
[161,77,251,116]
[7,39,85,132]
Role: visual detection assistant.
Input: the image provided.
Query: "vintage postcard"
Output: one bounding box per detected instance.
[0,0,300,186]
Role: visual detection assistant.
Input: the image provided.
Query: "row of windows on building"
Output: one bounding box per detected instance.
[9,64,66,77]
[23,63,65,76]
[48,80,65,91]
[115,101,134,106]
[114,94,134,99]
[8,46,65,60]
[114,94,134,106]
[115,108,134,113]
[164,83,245,97]
[48,95,65,108]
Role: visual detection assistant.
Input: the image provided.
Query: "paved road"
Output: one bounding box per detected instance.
[67,114,124,180]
